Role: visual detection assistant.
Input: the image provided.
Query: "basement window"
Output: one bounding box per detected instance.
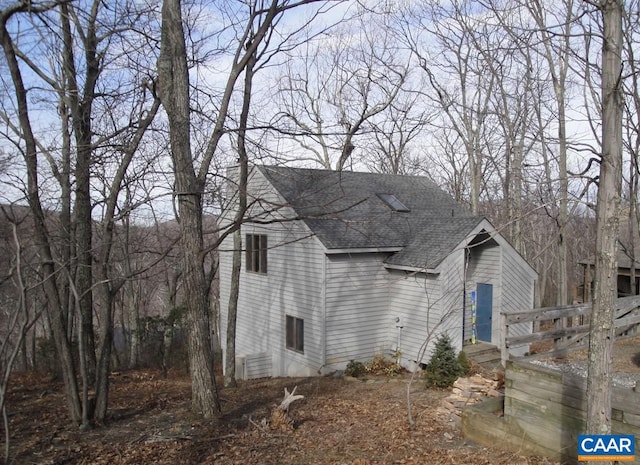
[286,315,304,353]
[377,193,410,212]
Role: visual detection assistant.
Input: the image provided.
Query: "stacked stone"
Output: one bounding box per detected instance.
[437,372,503,421]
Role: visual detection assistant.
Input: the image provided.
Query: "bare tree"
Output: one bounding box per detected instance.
[403,0,499,215]
[157,0,331,417]
[364,91,431,175]
[0,211,40,462]
[619,0,640,298]
[224,40,256,388]
[0,0,83,424]
[525,0,578,306]
[1,0,163,426]
[586,1,623,457]
[476,17,537,254]
[407,0,591,305]
[275,8,409,170]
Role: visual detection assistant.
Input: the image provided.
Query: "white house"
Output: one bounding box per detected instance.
[218,165,537,378]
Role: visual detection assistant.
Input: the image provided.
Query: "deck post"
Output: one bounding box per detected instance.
[500,312,508,367]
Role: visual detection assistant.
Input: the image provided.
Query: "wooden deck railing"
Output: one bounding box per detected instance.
[500,295,640,365]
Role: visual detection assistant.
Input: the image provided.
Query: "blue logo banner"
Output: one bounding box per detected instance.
[578,435,635,462]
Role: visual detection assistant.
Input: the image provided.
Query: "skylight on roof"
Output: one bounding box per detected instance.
[377,193,410,212]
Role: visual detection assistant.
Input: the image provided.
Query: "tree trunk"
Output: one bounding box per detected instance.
[210,276,223,376]
[181,200,221,417]
[93,279,114,423]
[629,160,637,298]
[158,0,221,418]
[586,3,623,462]
[557,96,569,306]
[225,231,242,388]
[60,1,99,428]
[162,325,174,377]
[60,1,97,390]
[224,46,255,388]
[129,304,141,369]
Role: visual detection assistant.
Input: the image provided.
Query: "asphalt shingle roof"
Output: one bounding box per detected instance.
[258,165,485,270]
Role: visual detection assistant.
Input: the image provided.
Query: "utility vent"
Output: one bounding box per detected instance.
[376,193,410,212]
[235,352,272,380]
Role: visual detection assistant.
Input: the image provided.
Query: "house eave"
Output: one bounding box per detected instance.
[469,218,538,280]
[324,246,403,255]
[383,263,440,275]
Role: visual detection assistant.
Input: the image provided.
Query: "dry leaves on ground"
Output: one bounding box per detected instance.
[5,370,559,465]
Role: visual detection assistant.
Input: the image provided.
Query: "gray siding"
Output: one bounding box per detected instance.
[500,244,536,355]
[386,248,467,369]
[464,242,502,345]
[324,254,391,367]
[438,248,467,351]
[502,247,536,314]
[386,269,444,368]
[219,168,325,377]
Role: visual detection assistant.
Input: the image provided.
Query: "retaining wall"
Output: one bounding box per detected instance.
[462,360,640,464]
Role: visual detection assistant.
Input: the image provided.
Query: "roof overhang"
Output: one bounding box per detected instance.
[383,263,440,275]
[324,247,403,255]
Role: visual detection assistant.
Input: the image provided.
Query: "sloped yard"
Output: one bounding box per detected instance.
[5,369,560,465]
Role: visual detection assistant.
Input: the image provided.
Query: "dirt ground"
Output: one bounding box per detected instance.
[5,368,561,465]
[563,334,640,373]
[7,336,640,465]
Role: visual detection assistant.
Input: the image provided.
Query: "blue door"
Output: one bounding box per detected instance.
[476,283,493,342]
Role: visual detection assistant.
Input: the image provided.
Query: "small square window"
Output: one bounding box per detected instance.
[246,234,267,273]
[286,315,304,353]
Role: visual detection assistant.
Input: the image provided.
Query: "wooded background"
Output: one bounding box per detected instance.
[0,0,634,436]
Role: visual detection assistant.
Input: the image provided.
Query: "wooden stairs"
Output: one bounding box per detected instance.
[463,342,502,370]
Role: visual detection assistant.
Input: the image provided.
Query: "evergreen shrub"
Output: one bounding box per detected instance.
[423,334,465,388]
